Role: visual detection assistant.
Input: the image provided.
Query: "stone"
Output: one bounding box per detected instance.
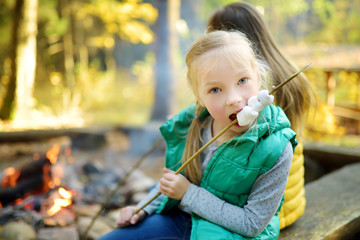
[77,216,114,239]
[0,220,36,240]
[36,227,78,240]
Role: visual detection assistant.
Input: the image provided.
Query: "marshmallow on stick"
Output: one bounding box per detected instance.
[237,90,274,126]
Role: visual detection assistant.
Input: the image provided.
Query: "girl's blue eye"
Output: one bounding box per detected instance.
[238,78,248,85]
[210,88,220,94]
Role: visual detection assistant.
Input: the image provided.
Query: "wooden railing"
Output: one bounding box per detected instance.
[306,67,360,134]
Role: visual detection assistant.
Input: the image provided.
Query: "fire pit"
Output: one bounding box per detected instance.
[0,128,163,240]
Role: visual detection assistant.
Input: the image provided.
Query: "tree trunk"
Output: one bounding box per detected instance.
[75,0,89,76]
[14,0,38,122]
[0,0,23,120]
[59,0,75,93]
[150,0,179,121]
[0,0,38,121]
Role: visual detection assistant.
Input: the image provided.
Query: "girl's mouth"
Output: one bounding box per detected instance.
[229,112,241,127]
[229,113,237,121]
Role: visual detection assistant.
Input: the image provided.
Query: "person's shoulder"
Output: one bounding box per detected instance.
[159,105,196,136]
[169,104,196,124]
[266,104,291,128]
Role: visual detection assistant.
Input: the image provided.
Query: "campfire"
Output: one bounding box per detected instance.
[46,187,73,216]
[1,145,61,205]
[0,134,158,239]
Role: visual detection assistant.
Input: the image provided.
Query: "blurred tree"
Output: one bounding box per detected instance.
[59,0,75,94]
[150,0,180,121]
[199,0,360,45]
[199,0,310,44]
[0,0,38,121]
[80,0,157,70]
[308,0,360,44]
[0,0,158,123]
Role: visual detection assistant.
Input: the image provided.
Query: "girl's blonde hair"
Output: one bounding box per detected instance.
[183,30,270,184]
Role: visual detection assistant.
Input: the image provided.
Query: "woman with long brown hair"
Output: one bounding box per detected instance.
[208,1,315,229]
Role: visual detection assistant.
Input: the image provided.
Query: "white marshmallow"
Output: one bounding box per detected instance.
[236,90,274,126]
[257,90,274,106]
[247,96,264,112]
[237,106,259,126]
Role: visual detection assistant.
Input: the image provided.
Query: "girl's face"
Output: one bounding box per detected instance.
[197,52,260,139]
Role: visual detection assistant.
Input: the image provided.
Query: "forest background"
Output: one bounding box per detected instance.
[0,0,359,147]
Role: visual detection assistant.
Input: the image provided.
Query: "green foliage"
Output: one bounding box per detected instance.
[33,51,156,126]
[0,0,13,47]
[308,0,360,44]
[80,0,158,45]
[201,0,360,44]
[199,0,238,18]
[38,0,68,37]
[335,71,359,107]
[78,55,155,125]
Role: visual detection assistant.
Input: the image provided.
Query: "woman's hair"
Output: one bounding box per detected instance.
[207,2,315,136]
[183,30,270,184]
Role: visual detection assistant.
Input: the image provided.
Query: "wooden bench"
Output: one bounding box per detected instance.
[279,163,360,239]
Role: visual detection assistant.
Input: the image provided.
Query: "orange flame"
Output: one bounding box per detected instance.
[44,144,61,190]
[59,187,72,198]
[1,167,21,187]
[46,144,60,164]
[47,187,73,216]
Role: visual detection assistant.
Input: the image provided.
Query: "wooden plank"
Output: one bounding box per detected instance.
[304,142,360,171]
[279,163,360,239]
[0,127,114,143]
[333,106,360,121]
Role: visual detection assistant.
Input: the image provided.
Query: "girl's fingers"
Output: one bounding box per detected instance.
[116,206,138,227]
[159,183,176,197]
[160,175,175,188]
[159,184,170,193]
[163,168,178,181]
[130,210,146,224]
[163,167,175,174]
[130,214,139,224]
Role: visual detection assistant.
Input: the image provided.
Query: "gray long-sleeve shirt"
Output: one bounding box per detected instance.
[137,119,293,237]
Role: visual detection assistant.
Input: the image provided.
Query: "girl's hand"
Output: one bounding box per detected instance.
[159,168,191,200]
[116,205,147,228]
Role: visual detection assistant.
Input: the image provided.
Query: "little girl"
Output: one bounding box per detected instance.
[98,30,297,240]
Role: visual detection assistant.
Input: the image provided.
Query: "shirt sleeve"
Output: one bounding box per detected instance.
[136,182,165,215]
[180,141,293,237]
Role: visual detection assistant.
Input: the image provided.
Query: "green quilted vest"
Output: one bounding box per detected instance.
[157,104,297,239]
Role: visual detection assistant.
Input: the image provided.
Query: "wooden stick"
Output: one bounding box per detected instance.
[270,63,311,94]
[81,138,163,240]
[133,63,311,215]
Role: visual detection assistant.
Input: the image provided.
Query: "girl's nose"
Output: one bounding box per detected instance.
[226,91,243,106]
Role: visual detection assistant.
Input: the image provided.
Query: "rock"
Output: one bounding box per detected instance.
[74,204,102,217]
[0,220,36,240]
[36,227,78,240]
[126,170,155,193]
[77,216,114,239]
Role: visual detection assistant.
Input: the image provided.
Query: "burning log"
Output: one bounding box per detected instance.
[0,175,45,205]
[0,145,60,206]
